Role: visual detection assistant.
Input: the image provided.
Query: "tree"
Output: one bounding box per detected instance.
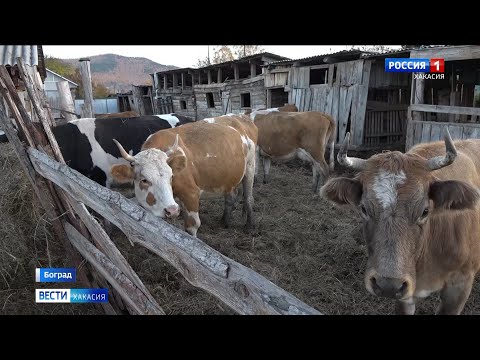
[212,45,234,64]
[232,45,265,59]
[44,55,76,78]
[349,45,394,53]
[195,56,210,68]
[194,45,264,68]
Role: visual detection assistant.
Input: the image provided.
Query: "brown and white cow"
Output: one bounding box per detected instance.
[251,110,336,194]
[110,114,257,237]
[320,129,480,315]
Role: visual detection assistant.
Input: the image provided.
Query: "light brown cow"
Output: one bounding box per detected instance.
[96,111,140,119]
[320,129,480,315]
[251,110,336,194]
[244,104,298,115]
[110,114,257,237]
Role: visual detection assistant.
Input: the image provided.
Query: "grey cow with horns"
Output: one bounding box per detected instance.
[321,128,480,315]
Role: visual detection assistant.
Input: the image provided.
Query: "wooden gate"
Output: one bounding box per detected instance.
[155,96,173,114]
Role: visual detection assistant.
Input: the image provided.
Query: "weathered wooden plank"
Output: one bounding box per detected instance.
[349,85,359,140]
[79,59,94,117]
[66,196,161,308]
[352,84,369,146]
[430,123,442,142]
[328,64,335,86]
[16,59,65,163]
[64,223,164,315]
[0,71,37,147]
[462,125,474,140]
[337,86,354,143]
[410,46,480,61]
[304,89,312,112]
[56,81,77,122]
[331,85,340,142]
[28,148,322,316]
[447,125,462,141]
[421,122,432,143]
[324,86,332,115]
[410,104,480,116]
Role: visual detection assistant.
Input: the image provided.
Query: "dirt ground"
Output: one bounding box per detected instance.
[1,141,479,315]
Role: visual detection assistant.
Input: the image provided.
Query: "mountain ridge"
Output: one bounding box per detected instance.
[58,53,178,93]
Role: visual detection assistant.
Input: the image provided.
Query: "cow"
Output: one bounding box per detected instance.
[95,111,140,119]
[320,129,480,315]
[244,104,298,115]
[52,114,195,189]
[251,110,336,194]
[110,114,258,237]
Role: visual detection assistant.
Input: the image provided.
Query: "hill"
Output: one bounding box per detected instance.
[60,54,178,93]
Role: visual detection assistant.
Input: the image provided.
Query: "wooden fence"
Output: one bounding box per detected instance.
[363,109,407,147]
[405,104,480,150]
[0,58,322,315]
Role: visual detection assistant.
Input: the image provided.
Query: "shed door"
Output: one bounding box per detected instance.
[222,91,231,114]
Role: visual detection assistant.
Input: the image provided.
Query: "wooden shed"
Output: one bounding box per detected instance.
[152,52,289,120]
[264,49,412,148]
[406,45,480,150]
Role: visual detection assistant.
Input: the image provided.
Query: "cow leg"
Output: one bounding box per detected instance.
[254,146,261,184]
[242,146,256,233]
[312,160,329,194]
[263,157,271,184]
[436,272,474,315]
[395,298,416,315]
[180,192,201,237]
[221,190,236,228]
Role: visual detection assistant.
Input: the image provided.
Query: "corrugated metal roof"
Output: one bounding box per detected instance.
[0,45,39,66]
[264,49,374,66]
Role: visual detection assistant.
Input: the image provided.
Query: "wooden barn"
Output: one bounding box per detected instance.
[152,52,289,120]
[264,49,413,148]
[406,45,480,150]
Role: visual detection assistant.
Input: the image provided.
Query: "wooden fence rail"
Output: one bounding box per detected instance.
[28,147,322,315]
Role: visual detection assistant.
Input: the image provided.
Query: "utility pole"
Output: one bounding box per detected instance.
[208,46,210,65]
[244,45,246,57]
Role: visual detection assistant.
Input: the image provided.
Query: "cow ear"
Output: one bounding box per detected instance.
[167,154,187,174]
[111,164,134,183]
[429,180,480,211]
[320,177,363,207]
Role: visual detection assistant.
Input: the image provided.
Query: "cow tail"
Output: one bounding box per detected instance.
[326,115,336,172]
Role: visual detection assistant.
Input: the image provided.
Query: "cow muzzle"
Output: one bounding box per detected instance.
[164,205,180,218]
[367,274,412,300]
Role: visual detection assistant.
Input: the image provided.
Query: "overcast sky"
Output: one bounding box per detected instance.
[42,45,401,68]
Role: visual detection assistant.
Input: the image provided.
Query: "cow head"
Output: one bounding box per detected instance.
[110,135,187,219]
[320,129,480,300]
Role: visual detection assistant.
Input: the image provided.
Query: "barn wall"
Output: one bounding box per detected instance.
[287,59,371,146]
[194,78,266,120]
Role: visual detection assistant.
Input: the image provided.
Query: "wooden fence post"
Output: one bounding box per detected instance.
[79,59,94,118]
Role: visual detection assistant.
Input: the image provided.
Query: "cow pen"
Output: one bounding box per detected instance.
[0,57,321,315]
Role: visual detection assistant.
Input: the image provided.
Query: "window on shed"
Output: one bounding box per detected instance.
[310,68,328,85]
[206,92,215,108]
[180,100,187,109]
[241,93,251,108]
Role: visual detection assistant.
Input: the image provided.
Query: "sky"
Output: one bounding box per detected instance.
[42,45,402,68]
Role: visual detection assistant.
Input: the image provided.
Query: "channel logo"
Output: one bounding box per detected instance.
[35,268,76,282]
[385,58,445,73]
[35,289,108,303]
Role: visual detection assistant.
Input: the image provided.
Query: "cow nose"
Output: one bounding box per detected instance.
[164,205,180,218]
[370,276,409,299]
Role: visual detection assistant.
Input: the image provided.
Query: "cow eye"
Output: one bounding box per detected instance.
[141,178,148,184]
[421,207,429,217]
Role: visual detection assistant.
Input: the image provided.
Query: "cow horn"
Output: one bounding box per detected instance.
[426,127,457,171]
[165,134,179,156]
[337,132,367,171]
[113,139,135,163]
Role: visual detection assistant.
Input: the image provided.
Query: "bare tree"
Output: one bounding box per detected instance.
[212,46,235,64]
[232,45,265,59]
